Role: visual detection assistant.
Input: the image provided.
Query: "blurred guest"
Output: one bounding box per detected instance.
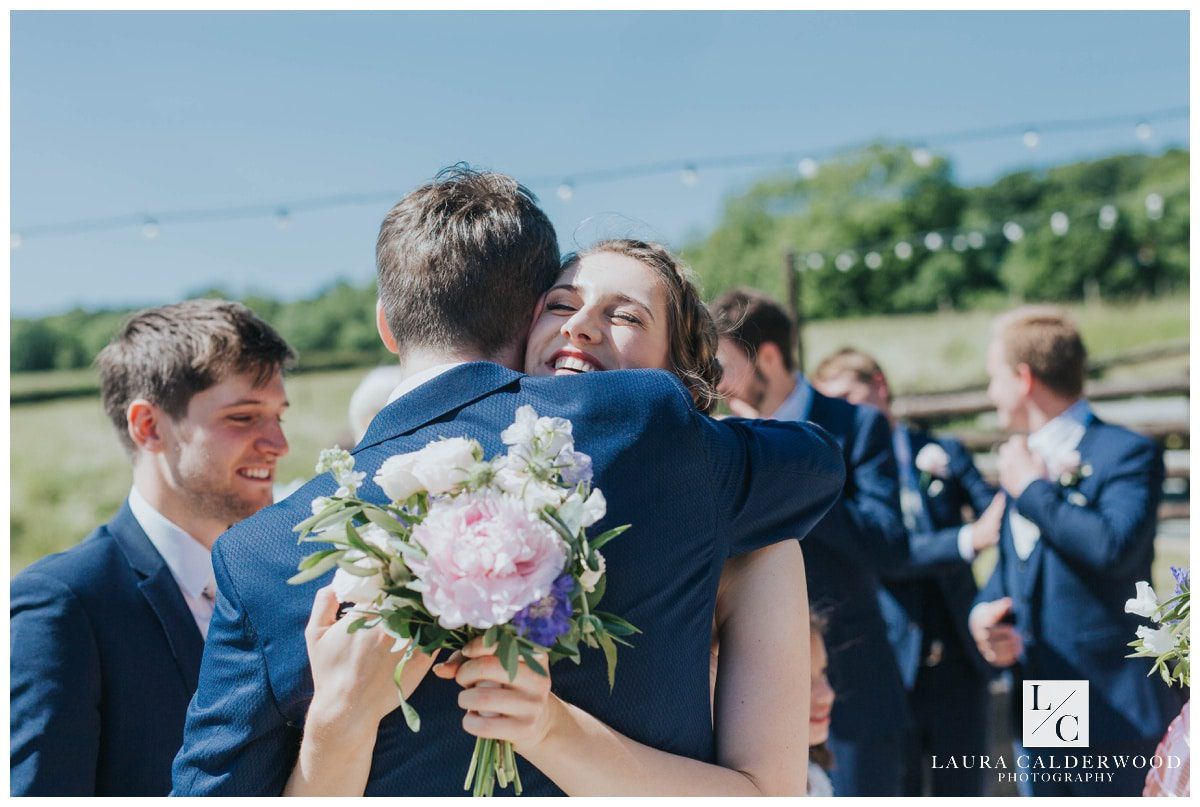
[10,300,294,796]
[808,614,837,797]
[813,348,1004,796]
[710,289,908,797]
[969,306,1180,796]
[347,365,405,443]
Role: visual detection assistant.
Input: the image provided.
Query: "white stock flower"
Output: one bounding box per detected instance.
[493,460,567,514]
[579,551,606,593]
[1136,624,1176,655]
[554,487,606,535]
[411,438,479,496]
[1125,581,1160,619]
[375,452,425,502]
[914,444,951,478]
[501,405,539,447]
[330,566,384,606]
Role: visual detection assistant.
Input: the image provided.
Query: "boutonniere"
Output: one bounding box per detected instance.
[914,443,950,497]
[1049,450,1093,504]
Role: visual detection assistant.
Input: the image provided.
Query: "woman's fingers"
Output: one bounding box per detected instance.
[433,650,465,679]
[460,635,496,658]
[305,586,341,645]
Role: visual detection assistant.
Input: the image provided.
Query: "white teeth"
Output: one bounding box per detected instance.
[241,468,270,479]
[553,356,597,373]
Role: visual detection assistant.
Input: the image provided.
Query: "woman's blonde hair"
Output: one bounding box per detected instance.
[563,239,723,413]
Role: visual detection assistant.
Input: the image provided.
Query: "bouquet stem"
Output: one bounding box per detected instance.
[466,738,521,797]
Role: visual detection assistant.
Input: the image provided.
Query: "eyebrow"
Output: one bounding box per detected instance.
[548,285,657,322]
[222,399,290,409]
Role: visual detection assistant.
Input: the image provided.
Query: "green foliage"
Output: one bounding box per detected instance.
[684,147,1189,317]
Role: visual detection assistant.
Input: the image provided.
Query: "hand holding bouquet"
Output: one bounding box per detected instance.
[289,406,638,796]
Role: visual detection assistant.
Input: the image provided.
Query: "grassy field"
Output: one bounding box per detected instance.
[11,294,1190,575]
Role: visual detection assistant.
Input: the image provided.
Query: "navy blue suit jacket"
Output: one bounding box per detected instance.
[976,417,1180,745]
[792,381,909,740]
[11,502,205,795]
[877,431,995,688]
[171,363,845,795]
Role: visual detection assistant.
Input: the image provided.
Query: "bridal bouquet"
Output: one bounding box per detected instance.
[289,406,638,797]
[1125,567,1190,688]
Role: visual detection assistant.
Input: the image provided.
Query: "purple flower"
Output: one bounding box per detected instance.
[513,573,575,647]
[558,448,593,486]
[1171,566,1190,596]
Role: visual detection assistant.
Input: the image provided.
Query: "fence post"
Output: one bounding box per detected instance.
[785,250,805,374]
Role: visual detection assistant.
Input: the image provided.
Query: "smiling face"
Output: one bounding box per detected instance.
[524,251,672,378]
[155,369,290,529]
[809,629,835,746]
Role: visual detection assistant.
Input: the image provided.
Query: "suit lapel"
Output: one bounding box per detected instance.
[109,503,205,692]
[356,362,523,452]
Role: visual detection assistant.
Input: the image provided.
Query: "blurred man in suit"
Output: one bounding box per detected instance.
[813,348,1005,796]
[710,291,908,796]
[10,299,294,795]
[969,306,1180,796]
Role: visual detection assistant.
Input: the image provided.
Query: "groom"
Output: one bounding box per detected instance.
[171,166,846,795]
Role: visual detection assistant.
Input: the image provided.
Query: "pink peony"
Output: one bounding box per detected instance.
[407,489,566,630]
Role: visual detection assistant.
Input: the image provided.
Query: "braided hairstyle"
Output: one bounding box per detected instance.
[563,239,723,413]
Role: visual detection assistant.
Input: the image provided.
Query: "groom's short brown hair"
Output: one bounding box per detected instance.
[376,165,561,360]
[993,306,1087,399]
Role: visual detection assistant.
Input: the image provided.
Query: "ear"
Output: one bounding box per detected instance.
[756,341,786,373]
[1015,363,1036,396]
[127,399,166,453]
[874,371,891,404]
[376,300,399,355]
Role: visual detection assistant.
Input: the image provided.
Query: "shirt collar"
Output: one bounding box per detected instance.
[127,485,214,599]
[1027,398,1093,459]
[769,373,814,422]
[385,362,467,405]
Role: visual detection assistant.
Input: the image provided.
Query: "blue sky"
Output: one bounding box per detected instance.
[11,11,1190,316]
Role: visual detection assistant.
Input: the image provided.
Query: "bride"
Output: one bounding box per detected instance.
[284,240,813,796]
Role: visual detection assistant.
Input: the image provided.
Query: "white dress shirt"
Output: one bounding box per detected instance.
[1009,399,1093,561]
[127,486,217,638]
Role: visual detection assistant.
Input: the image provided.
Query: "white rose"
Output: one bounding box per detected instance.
[914,444,951,478]
[1136,624,1176,655]
[1125,581,1160,619]
[411,438,478,495]
[579,551,606,593]
[330,566,384,606]
[374,452,424,502]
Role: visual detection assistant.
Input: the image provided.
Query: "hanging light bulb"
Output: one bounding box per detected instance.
[556,181,575,202]
[894,241,913,261]
[11,232,22,250]
[1050,211,1070,236]
[142,218,159,240]
[1135,121,1153,141]
[1098,204,1119,230]
[275,207,291,230]
[924,232,944,251]
[911,147,933,168]
[1022,129,1040,149]
[1002,221,1025,242]
[1145,193,1164,221]
[835,252,856,272]
[798,158,819,179]
[806,252,825,271]
[951,234,969,252]
[680,164,699,186]
[864,251,883,270]
[967,231,986,249]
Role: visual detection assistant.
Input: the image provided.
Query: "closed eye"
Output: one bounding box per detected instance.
[546,302,577,314]
[613,312,643,325]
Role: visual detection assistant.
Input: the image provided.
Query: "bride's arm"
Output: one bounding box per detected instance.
[446,540,810,796]
[283,586,436,796]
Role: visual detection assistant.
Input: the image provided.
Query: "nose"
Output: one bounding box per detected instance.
[561,307,602,346]
[257,419,289,459]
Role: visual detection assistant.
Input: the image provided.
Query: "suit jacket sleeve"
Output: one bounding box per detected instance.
[1014,437,1162,577]
[10,572,103,796]
[702,413,846,557]
[171,541,300,795]
[804,406,908,572]
[889,439,998,577]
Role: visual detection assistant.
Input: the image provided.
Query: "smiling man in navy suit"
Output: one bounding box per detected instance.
[10,300,294,795]
[970,306,1180,797]
[710,291,909,797]
[813,348,1005,796]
